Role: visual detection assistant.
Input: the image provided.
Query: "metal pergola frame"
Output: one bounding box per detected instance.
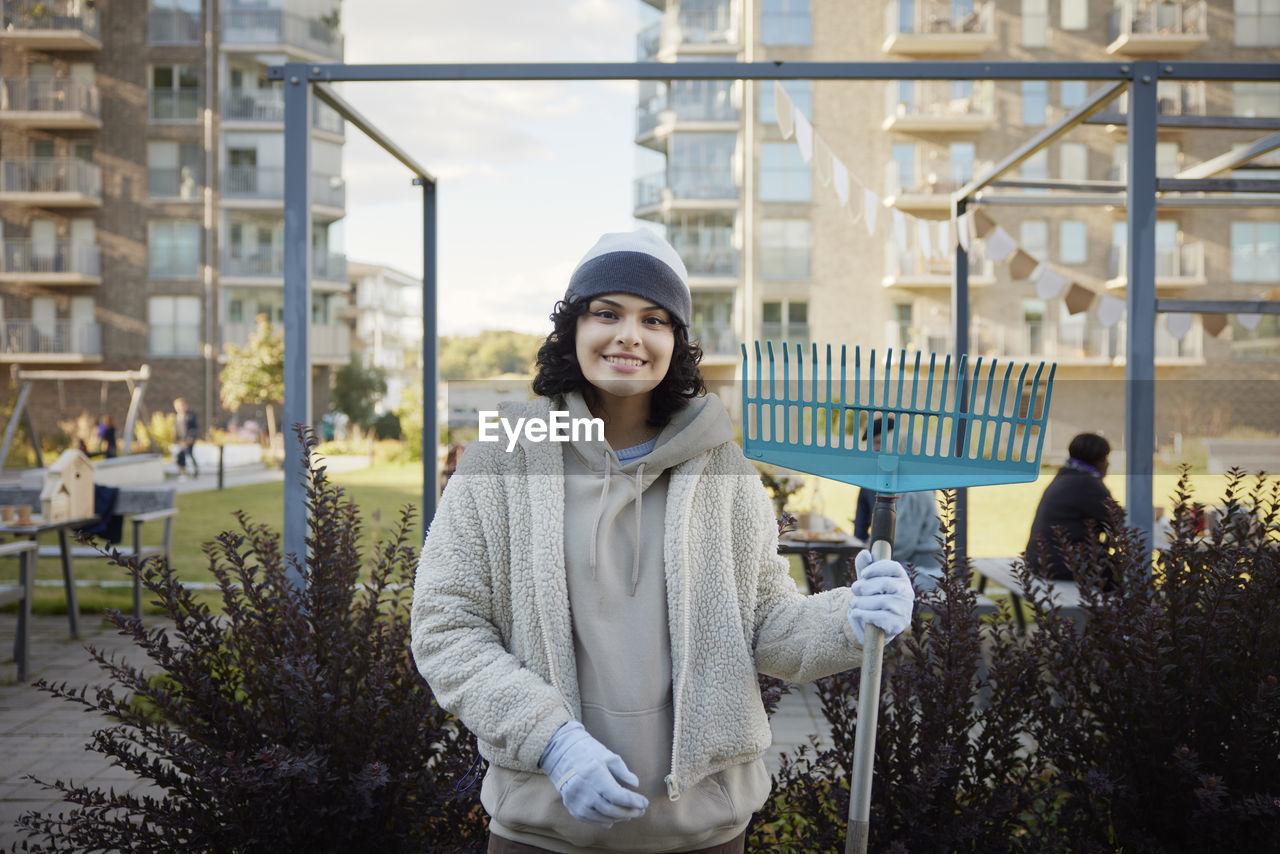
[270,59,1280,583]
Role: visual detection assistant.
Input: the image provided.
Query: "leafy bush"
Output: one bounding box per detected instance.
[750,472,1280,852]
[10,428,486,853]
[372,412,402,441]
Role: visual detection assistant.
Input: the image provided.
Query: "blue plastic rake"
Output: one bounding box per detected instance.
[740,342,1056,854]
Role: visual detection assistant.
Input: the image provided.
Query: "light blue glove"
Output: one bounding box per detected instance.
[847,549,915,645]
[539,721,649,827]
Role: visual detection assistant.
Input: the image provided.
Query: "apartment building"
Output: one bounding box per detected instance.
[346,259,423,413]
[0,0,346,445]
[635,0,1280,449]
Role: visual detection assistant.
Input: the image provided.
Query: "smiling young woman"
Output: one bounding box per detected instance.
[411,229,916,854]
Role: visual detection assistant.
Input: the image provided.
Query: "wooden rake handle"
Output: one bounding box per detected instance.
[846,493,896,854]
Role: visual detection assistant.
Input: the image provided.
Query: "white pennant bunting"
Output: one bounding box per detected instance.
[893,210,909,251]
[937,221,952,259]
[794,111,814,162]
[984,226,1017,262]
[1096,295,1125,328]
[1237,313,1262,331]
[917,219,932,259]
[831,156,850,206]
[863,187,880,235]
[1035,267,1068,301]
[956,211,973,253]
[774,82,795,139]
[1166,312,1193,339]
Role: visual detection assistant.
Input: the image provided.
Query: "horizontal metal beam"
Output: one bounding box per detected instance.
[974,192,1280,207]
[271,61,1167,84]
[1086,113,1280,131]
[1176,131,1280,180]
[313,81,435,182]
[1158,62,1280,82]
[1156,177,1280,193]
[1156,299,1280,315]
[990,178,1125,192]
[956,81,1125,201]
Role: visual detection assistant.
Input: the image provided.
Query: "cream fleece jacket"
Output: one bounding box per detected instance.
[410,393,863,837]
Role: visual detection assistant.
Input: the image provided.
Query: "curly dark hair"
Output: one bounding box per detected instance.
[531,297,707,428]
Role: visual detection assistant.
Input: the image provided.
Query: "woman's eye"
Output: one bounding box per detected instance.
[593,310,617,320]
[644,315,671,326]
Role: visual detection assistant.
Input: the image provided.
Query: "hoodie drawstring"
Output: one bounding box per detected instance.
[588,454,648,597]
[630,463,645,596]
[588,454,613,579]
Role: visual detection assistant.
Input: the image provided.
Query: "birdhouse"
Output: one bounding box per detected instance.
[40,449,95,523]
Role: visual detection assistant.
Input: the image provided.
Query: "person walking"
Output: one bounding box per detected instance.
[96,414,118,458]
[411,229,915,853]
[173,397,199,479]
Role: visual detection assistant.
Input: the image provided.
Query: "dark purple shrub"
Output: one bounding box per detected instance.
[9,428,486,853]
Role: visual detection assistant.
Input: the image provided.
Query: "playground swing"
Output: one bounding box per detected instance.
[1,366,160,471]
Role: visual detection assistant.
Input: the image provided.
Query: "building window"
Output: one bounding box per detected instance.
[759,219,812,279]
[949,142,976,186]
[1156,141,1180,177]
[1232,82,1280,117]
[1059,142,1088,182]
[1060,80,1087,108]
[148,296,201,356]
[690,291,736,356]
[148,219,201,278]
[1021,0,1049,46]
[891,142,917,193]
[670,133,738,200]
[1231,221,1280,282]
[1235,0,1280,46]
[1023,300,1045,356]
[666,212,736,276]
[1020,149,1049,192]
[1022,81,1048,126]
[761,0,812,46]
[1020,221,1048,260]
[149,65,200,121]
[148,0,200,44]
[1060,221,1087,264]
[147,141,202,199]
[762,300,809,345]
[759,142,811,202]
[1061,0,1088,29]
[759,80,812,126]
[892,302,913,350]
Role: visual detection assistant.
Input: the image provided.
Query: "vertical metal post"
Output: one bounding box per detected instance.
[418,176,439,538]
[1125,63,1157,556]
[951,196,970,566]
[282,62,312,587]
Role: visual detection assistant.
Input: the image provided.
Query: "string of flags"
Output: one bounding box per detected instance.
[771,82,1277,340]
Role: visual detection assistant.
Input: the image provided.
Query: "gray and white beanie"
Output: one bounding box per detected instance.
[565,229,691,327]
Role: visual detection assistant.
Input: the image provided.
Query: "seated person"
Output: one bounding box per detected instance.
[853,415,944,590]
[1024,432,1116,581]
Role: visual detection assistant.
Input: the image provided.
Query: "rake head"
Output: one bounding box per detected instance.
[741,342,1056,494]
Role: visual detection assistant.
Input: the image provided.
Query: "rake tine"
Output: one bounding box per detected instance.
[1007,362,1029,461]
[977,358,999,461]
[904,350,921,458]
[855,347,864,448]
[839,345,849,450]
[809,342,818,447]
[867,347,877,444]
[893,349,907,454]
[922,352,938,457]
[964,357,985,459]
[752,341,763,445]
[824,343,833,448]
[934,353,951,458]
[952,353,969,458]
[984,361,1011,462]
[767,341,777,442]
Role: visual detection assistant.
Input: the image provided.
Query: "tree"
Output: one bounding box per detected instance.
[332,357,388,431]
[438,329,542,380]
[220,313,285,448]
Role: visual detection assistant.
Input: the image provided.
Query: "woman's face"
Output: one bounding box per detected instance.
[575,292,675,404]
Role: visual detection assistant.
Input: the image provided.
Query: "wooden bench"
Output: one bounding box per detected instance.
[1,539,38,682]
[0,486,177,622]
[971,557,1084,634]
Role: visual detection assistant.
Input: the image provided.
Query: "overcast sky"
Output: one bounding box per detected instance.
[338,0,656,336]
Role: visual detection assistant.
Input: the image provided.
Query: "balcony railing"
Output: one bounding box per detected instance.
[147,8,200,43]
[760,246,811,279]
[1107,0,1208,54]
[0,157,101,197]
[884,80,994,128]
[0,77,99,118]
[1,320,100,357]
[690,321,736,356]
[148,166,201,200]
[760,322,810,349]
[1111,81,1208,120]
[637,5,736,58]
[1,238,99,277]
[221,9,343,61]
[637,80,738,136]
[149,89,199,121]
[221,320,349,362]
[223,88,283,122]
[221,167,346,209]
[221,250,347,281]
[679,245,738,276]
[0,0,100,40]
[1108,241,1206,282]
[883,0,994,53]
[884,244,994,282]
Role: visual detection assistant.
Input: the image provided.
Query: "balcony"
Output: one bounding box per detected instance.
[221,167,346,212]
[221,8,343,61]
[221,320,349,365]
[1105,242,1207,289]
[883,0,995,56]
[884,168,962,214]
[1100,81,1208,130]
[636,80,737,146]
[690,321,736,358]
[633,168,738,218]
[0,238,100,285]
[760,322,810,349]
[883,81,995,133]
[0,320,101,363]
[1107,0,1208,56]
[681,245,738,277]
[221,88,344,134]
[221,249,348,284]
[882,245,995,288]
[0,78,101,129]
[0,158,101,207]
[638,5,736,59]
[0,0,101,49]
[147,7,200,43]
[148,90,200,122]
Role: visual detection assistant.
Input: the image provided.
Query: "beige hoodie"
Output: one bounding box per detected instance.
[485,391,768,852]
